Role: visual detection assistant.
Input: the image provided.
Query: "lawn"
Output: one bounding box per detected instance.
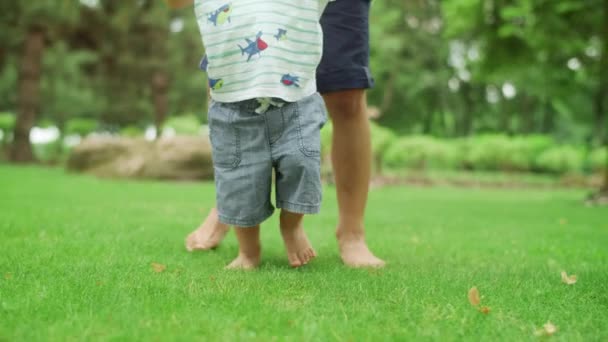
[0,165,607,341]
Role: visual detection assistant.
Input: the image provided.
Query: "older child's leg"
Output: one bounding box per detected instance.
[280,210,316,267]
[226,226,261,270]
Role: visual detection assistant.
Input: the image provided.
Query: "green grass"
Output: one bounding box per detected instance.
[1,165,607,341]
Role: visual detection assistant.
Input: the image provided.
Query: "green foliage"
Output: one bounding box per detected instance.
[0,62,18,110]
[369,121,397,173]
[461,135,526,171]
[0,112,16,132]
[384,136,460,170]
[461,135,555,172]
[32,141,63,163]
[379,134,592,175]
[165,114,201,135]
[536,145,585,174]
[41,42,103,128]
[65,118,97,136]
[320,121,333,158]
[370,121,398,159]
[589,147,607,172]
[0,0,605,184]
[120,125,145,137]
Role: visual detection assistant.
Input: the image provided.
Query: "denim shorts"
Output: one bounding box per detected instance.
[316,0,375,93]
[208,93,327,227]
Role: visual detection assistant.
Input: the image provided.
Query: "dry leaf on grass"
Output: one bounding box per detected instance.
[535,321,558,336]
[468,287,481,306]
[559,218,568,225]
[4,273,12,280]
[468,287,491,314]
[561,271,577,285]
[151,262,166,273]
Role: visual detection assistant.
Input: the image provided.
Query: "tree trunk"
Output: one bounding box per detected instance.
[520,94,534,134]
[423,100,434,134]
[603,148,608,193]
[380,73,395,115]
[498,93,511,134]
[600,0,608,192]
[459,82,474,136]
[541,98,554,134]
[10,28,44,163]
[152,70,169,140]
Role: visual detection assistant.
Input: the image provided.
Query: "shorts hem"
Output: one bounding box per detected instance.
[218,209,274,227]
[277,201,320,215]
[316,68,375,94]
[318,79,374,94]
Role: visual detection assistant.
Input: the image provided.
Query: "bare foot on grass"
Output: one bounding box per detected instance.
[226,226,261,270]
[337,228,385,268]
[280,210,316,268]
[185,208,230,251]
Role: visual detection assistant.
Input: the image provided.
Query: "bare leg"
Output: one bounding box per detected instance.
[279,210,317,267]
[323,89,385,268]
[185,208,230,251]
[226,225,261,270]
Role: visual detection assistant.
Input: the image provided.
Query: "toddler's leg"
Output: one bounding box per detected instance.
[280,210,316,268]
[226,226,261,270]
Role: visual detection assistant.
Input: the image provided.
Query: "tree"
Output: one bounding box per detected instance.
[40,42,101,145]
[1,1,80,162]
[598,0,608,194]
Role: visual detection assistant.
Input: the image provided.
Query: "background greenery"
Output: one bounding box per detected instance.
[0,0,606,177]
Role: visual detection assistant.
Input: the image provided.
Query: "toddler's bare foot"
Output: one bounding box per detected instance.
[185,208,230,251]
[225,252,260,270]
[281,226,316,267]
[226,226,261,270]
[337,228,385,268]
[281,210,317,267]
[280,211,316,268]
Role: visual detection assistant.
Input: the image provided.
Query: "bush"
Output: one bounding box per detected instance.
[32,140,64,163]
[65,118,98,136]
[535,145,584,174]
[589,147,607,172]
[462,134,533,172]
[0,112,16,134]
[516,135,555,171]
[165,114,201,135]
[370,121,397,172]
[384,135,460,170]
[120,125,144,137]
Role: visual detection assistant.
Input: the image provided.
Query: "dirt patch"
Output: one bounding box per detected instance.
[369,173,601,190]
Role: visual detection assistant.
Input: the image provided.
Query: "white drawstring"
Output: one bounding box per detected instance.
[255,97,285,114]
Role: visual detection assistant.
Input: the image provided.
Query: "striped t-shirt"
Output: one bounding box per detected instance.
[194,0,330,103]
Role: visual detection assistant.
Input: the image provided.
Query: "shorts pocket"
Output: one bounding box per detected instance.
[295,93,327,158]
[208,101,241,169]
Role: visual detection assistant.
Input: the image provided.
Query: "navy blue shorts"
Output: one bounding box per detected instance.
[316,0,375,94]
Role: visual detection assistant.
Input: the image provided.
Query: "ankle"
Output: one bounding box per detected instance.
[336,223,365,241]
[239,244,261,258]
[280,223,301,234]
